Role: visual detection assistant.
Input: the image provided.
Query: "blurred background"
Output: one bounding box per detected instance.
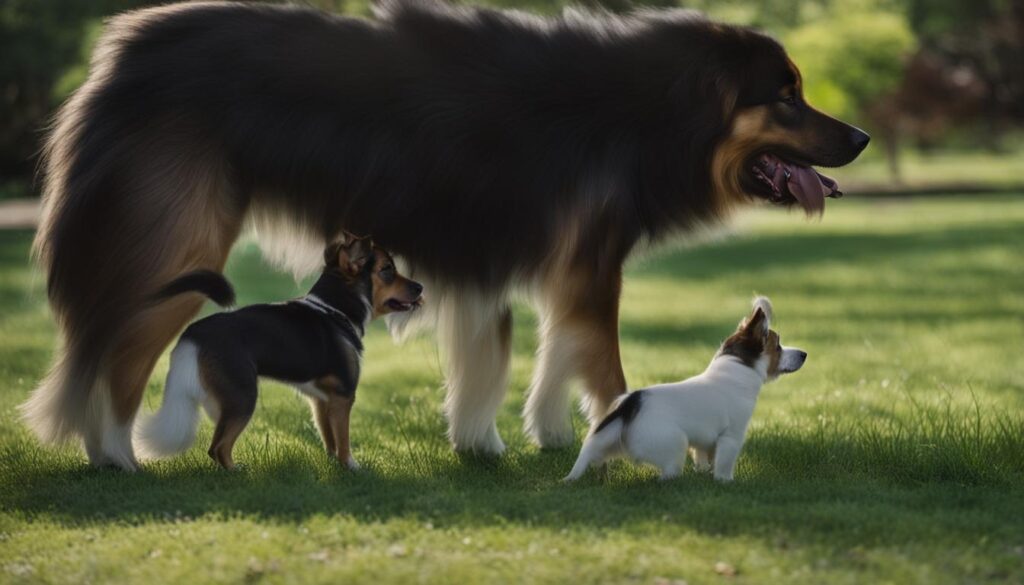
[1,0,1022,201]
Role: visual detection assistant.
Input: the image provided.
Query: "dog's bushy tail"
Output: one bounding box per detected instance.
[134,341,206,460]
[151,270,235,307]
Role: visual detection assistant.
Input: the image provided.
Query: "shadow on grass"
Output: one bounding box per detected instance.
[3,422,1022,552]
[632,223,1023,281]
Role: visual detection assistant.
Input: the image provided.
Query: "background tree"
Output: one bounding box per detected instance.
[1,0,1021,191]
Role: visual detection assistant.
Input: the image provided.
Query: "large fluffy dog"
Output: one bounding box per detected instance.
[25,0,867,469]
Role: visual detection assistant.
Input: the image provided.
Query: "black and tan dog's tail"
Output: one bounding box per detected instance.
[151,270,236,307]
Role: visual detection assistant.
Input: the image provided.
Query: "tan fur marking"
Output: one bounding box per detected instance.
[710,100,821,207]
[325,395,355,463]
[209,417,249,470]
[532,214,628,424]
[310,399,337,454]
[107,152,245,423]
[313,375,342,392]
[370,248,421,317]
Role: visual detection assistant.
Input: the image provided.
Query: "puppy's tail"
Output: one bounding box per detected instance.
[594,390,644,433]
[564,391,645,482]
[151,270,235,307]
[134,341,206,460]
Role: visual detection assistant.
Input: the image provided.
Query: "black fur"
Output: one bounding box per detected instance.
[152,270,236,307]
[26,0,868,454]
[595,390,645,432]
[65,0,796,290]
[181,271,368,397]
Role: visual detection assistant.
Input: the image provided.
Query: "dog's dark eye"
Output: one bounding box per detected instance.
[780,95,797,107]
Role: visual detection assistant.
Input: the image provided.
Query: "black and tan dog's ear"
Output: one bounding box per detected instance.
[324,239,345,268]
[338,235,373,276]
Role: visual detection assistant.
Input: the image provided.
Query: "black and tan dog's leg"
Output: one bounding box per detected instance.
[324,395,357,469]
[202,358,257,470]
[209,413,252,470]
[310,398,337,455]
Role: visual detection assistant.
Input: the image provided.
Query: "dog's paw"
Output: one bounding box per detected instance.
[345,456,361,471]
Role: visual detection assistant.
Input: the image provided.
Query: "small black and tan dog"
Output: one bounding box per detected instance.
[135,234,423,469]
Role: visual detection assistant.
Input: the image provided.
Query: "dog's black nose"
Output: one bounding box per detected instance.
[409,282,424,297]
[851,128,870,153]
[797,350,808,363]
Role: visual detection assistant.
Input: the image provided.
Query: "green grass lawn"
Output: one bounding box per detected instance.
[831,147,1024,191]
[1,195,1023,584]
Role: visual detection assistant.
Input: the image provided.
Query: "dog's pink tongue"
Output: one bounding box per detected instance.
[759,154,839,216]
[787,165,829,216]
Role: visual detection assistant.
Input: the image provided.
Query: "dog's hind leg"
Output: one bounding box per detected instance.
[657,436,688,481]
[29,115,245,469]
[438,291,512,455]
[203,360,257,471]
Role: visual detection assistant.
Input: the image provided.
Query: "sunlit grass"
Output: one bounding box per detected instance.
[1,195,1022,584]
[832,147,1024,190]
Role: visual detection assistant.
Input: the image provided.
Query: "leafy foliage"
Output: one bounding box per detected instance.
[785,3,916,123]
[0,0,1020,183]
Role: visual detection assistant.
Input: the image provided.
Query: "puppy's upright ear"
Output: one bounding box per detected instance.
[738,306,769,343]
[752,296,773,322]
[338,235,374,276]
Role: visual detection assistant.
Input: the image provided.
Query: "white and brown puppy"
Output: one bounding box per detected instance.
[135,234,423,470]
[564,297,805,482]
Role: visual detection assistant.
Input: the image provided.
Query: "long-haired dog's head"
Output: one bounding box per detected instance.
[324,233,424,317]
[706,29,870,215]
[717,296,806,381]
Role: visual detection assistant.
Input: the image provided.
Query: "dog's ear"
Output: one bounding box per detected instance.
[338,235,374,276]
[751,295,773,322]
[738,306,769,343]
[323,239,345,268]
[340,229,361,244]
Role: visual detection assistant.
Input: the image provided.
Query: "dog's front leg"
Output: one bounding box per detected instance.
[325,395,358,470]
[439,296,512,455]
[310,398,336,454]
[712,437,742,481]
[526,262,628,447]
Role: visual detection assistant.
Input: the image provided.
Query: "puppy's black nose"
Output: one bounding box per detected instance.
[797,350,808,363]
[850,128,870,153]
[409,282,424,297]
